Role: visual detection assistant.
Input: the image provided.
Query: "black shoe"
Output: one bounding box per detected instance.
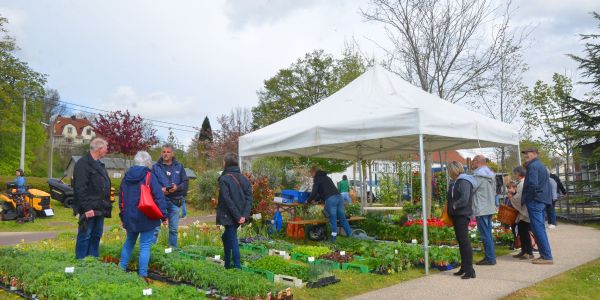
[461,272,476,279]
[453,269,465,276]
[476,259,496,266]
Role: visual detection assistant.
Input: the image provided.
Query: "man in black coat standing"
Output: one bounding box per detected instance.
[73,137,112,259]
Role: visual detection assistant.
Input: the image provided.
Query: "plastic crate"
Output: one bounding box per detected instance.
[291,253,310,262]
[242,266,275,282]
[341,262,370,274]
[241,244,269,255]
[282,190,310,203]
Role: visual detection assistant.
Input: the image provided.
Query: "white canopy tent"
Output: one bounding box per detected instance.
[239,66,520,274]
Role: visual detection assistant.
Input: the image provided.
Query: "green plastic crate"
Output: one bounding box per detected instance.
[241,266,275,282]
[241,244,268,255]
[315,259,341,270]
[342,262,369,274]
[291,253,310,262]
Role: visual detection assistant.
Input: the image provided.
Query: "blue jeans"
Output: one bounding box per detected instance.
[476,215,496,263]
[527,200,553,260]
[166,201,180,247]
[324,194,352,241]
[222,224,240,269]
[546,201,557,225]
[180,197,187,218]
[341,192,351,204]
[75,216,104,259]
[119,230,155,277]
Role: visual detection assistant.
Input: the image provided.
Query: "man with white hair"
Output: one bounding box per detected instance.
[73,137,112,259]
[471,155,497,266]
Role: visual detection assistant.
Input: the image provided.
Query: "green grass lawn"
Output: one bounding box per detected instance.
[503,258,600,300]
[294,268,426,300]
[0,199,212,232]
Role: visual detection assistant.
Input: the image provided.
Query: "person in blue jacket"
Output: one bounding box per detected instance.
[152,143,188,247]
[119,151,168,282]
[522,147,554,264]
[14,169,26,193]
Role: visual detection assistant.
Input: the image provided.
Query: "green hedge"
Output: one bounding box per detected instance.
[0,175,50,193]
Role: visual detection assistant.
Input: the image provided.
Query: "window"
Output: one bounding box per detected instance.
[86,128,92,135]
[67,127,73,134]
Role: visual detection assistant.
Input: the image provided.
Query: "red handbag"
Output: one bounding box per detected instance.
[138,172,164,220]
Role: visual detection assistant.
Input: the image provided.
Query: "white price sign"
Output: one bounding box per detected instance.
[44,209,54,216]
[308,257,315,262]
[143,288,153,296]
[411,239,418,244]
[65,267,75,273]
[214,255,221,260]
[164,248,173,254]
[340,251,346,256]
[394,249,398,255]
[471,234,476,238]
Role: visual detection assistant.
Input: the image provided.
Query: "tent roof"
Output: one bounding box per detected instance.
[239,66,519,160]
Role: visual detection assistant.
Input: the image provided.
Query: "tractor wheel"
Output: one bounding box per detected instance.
[64,197,73,208]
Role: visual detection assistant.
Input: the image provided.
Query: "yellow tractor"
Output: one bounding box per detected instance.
[1,183,54,223]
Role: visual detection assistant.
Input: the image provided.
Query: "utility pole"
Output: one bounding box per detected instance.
[20,95,26,171]
[41,121,54,178]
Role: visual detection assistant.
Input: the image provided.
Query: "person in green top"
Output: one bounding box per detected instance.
[337,175,351,204]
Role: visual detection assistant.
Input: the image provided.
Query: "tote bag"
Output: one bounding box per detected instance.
[138,172,164,220]
[441,203,453,226]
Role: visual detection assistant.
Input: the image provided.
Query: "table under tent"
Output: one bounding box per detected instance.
[238,66,519,274]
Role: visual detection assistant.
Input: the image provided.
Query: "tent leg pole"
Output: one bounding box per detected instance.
[516,134,522,165]
[418,134,429,275]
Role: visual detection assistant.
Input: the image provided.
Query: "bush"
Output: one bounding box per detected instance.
[187,170,220,210]
[0,175,50,193]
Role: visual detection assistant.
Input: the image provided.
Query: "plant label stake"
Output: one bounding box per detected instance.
[65,267,75,273]
[214,255,221,260]
[394,249,398,255]
[143,288,153,296]
[308,257,315,262]
[165,248,173,254]
[340,251,346,256]
[411,239,418,244]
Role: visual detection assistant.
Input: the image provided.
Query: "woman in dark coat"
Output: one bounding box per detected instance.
[119,151,167,281]
[217,153,253,269]
[447,161,477,279]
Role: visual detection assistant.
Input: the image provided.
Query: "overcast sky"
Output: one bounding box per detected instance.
[0,0,598,147]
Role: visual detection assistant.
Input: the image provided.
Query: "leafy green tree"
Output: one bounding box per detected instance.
[0,15,47,175]
[568,12,600,92]
[521,74,576,166]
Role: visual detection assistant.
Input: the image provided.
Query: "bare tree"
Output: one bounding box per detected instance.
[475,39,528,170]
[362,0,523,104]
[41,88,68,123]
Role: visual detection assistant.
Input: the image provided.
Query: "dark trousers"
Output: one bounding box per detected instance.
[222,224,240,269]
[517,221,533,255]
[452,215,474,274]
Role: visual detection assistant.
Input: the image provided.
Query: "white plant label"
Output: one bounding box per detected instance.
[280,251,287,256]
[308,257,315,262]
[394,249,398,254]
[214,255,221,260]
[411,239,418,244]
[254,213,262,220]
[165,248,172,254]
[471,234,476,238]
[64,267,75,273]
[340,251,346,256]
[143,288,153,296]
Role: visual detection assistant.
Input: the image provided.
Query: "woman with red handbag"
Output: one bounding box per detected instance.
[118,151,168,282]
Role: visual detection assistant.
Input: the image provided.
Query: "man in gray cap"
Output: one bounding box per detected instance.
[521,147,554,264]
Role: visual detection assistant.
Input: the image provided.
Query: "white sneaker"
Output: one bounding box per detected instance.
[549,224,556,229]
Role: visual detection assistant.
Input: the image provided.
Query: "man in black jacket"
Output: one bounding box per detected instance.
[73,137,111,259]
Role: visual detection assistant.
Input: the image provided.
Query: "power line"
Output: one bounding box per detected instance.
[58,99,200,130]
[55,105,198,133]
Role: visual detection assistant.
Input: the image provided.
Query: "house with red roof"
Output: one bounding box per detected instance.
[52,115,96,147]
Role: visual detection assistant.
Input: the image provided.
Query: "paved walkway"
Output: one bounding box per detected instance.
[350,223,600,300]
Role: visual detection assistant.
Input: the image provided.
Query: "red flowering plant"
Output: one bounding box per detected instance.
[403,217,447,228]
[244,173,276,219]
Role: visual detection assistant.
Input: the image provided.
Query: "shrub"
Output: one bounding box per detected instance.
[187,170,219,210]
